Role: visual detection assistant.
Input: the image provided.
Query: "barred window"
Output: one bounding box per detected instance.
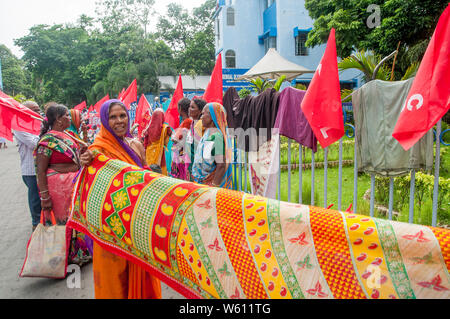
[295,32,308,56]
[227,7,235,26]
[225,50,236,68]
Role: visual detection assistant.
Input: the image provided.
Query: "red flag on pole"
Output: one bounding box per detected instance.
[0,91,42,141]
[203,53,223,104]
[300,28,344,149]
[392,5,450,150]
[93,95,110,113]
[118,88,126,100]
[120,79,137,110]
[73,101,87,111]
[165,75,183,129]
[135,94,151,137]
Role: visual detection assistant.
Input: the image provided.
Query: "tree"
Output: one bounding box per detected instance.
[15,24,94,106]
[338,50,420,83]
[95,0,155,36]
[157,0,216,75]
[0,44,32,97]
[304,0,449,72]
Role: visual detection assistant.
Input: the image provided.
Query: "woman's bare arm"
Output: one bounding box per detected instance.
[36,154,52,212]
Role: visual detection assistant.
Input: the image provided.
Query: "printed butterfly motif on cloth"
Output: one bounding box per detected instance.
[67,155,450,300]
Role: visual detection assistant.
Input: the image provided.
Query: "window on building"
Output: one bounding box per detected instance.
[225,50,236,68]
[264,36,277,53]
[295,32,308,56]
[264,0,275,10]
[227,7,235,26]
[216,19,220,40]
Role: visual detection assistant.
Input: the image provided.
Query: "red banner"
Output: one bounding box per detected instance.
[392,4,450,150]
[203,53,223,104]
[120,79,137,110]
[165,75,183,130]
[300,28,344,149]
[0,91,42,141]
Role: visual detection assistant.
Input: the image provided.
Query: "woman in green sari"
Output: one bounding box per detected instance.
[191,102,233,189]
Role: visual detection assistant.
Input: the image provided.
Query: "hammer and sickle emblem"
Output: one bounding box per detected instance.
[402,94,424,112]
[316,64,322,76]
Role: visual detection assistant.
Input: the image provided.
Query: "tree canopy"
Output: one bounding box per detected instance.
[304,0,448,75]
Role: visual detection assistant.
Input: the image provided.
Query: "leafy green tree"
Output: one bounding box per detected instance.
[95,0,155,36]
[15,24,93,106]
[338,50,419,82]
[157,0,216,75]
[0,44,32,97]
[304,0,448,72]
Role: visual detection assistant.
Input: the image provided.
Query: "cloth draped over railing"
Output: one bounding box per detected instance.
[68,154,450,299]
[353,79,434,177]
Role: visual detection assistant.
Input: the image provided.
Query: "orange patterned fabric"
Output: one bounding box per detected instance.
[177,246,200,286]
[69,155,450,299]
[309,207,366,299]
[216,189,268,299]
[429,227,450,271]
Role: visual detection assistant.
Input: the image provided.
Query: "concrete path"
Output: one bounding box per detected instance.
[0,140,183,299]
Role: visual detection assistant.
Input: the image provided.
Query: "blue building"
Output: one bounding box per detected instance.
[214,0,363,90]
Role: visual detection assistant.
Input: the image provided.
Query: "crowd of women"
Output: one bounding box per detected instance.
[31,96,233,299]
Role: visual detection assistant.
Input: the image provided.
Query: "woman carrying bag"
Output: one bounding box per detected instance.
[23,104,91,277]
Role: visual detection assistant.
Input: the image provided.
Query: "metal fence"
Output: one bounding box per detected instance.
[230,118,448,227]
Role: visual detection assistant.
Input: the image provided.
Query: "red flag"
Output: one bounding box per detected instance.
[73,101,87,111]
[0,91,42,141]
[88,105,94,112]
[118,88,126,100]
[135,94,151,137]
[93,95,110,113]
[203,53,223,104]
[300,28,343,149]
[165,75,183,129]
[392,5,450,150]
[120,79,137,110]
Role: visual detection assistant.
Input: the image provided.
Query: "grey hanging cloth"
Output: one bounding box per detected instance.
[352,79,434,177]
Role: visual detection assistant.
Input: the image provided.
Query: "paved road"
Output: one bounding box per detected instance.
[0,140,183,299]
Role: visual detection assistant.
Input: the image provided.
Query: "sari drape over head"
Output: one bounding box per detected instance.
[192,103,233,189]
[143,108,170,175]
[67,109,82,140]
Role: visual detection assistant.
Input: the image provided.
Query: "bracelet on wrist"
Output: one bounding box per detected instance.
[40,197,51,201]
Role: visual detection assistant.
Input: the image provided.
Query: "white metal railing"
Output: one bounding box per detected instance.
[231,118,447,227]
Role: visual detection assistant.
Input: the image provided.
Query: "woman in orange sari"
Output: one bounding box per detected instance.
[80,99,161,299]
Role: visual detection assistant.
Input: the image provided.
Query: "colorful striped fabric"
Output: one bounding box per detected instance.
[68,154,450,299]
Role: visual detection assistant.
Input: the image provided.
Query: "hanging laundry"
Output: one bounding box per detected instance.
[352,79,434,177]
[223,87,281,197]
[274,86,318,153]
[248,132,280,199]
[223,87,280,152]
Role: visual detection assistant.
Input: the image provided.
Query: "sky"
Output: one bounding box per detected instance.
[0,0,206,57]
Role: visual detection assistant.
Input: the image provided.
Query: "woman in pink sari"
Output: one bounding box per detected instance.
[35,104,91,266]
